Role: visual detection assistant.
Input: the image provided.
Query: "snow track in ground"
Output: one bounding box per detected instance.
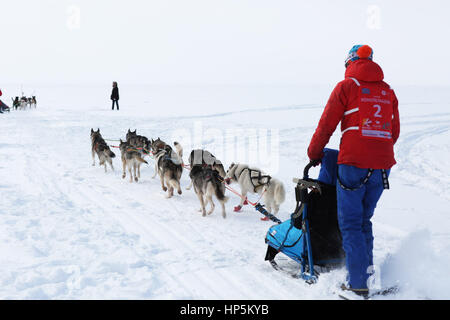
[1,93,449,299]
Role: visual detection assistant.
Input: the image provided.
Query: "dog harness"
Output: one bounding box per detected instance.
[233,166,272,193]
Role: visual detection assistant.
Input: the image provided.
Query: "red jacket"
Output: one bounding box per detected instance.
[308,59,400,169]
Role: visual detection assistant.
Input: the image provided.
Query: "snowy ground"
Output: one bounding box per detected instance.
[0,84,449,299]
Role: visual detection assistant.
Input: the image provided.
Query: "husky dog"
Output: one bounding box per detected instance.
[190,165,228,218]
[186,149,226,190]
[31,96,37,108]
[150,137,168,178]
[126,129,151,154]
[91,128,116,172]
[153,142,184,198]
[149,137,167,154]
[12,97,20,110]
[119,139,148,182]
[225,163,286,217]
[20,97,27,110]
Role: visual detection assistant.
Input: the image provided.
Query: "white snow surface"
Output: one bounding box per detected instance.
[1,84,449,299]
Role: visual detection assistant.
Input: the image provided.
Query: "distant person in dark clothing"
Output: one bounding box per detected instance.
[111,81,119,110]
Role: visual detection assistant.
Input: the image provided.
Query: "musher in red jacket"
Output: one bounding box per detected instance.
[307,45,400,297]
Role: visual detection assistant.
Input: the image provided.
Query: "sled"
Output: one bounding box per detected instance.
[0,100,10,113]
[264,149,345,283]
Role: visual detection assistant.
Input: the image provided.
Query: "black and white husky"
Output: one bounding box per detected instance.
[189,165,228,218]
[186,149,226,191]
[225,163,285,216]
[149,137,168,178]
[153,142,184,198]
[90,128,116,172]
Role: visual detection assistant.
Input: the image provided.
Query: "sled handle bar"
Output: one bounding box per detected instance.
[303,160,319,179]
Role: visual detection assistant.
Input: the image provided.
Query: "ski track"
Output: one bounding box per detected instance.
[1,101,449,299]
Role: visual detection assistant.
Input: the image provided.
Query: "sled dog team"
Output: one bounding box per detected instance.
[90,128,286,219]
[11,96,37,110]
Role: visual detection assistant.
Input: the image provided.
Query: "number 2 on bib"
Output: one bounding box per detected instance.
[359,85,394,140]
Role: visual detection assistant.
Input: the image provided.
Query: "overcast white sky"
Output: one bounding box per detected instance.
[1,0,449,86]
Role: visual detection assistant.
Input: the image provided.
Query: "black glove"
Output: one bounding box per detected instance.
[310,159,321,167]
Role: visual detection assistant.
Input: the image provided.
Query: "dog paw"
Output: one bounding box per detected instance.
[178,190,182,195]
[122,174,126,179]
[162,186,167,191]
[135,177,138,182]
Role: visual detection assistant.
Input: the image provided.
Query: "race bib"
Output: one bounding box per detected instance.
[358,84,394,140]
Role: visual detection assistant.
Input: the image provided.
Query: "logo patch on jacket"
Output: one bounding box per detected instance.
[362,88,371,94]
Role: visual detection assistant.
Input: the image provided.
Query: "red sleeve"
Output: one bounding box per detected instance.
[307,81,348,160]
[391,91,400,144]
[0,90,2,97]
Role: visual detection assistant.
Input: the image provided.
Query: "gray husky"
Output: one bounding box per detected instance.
[119,139,148,182]
[153,142,184,198]
[90,128,116,172]
[149,137,168,154]
[190,165,228,218]
[225,163,285,216]
[126,129,151,155]
[186,149,226,191]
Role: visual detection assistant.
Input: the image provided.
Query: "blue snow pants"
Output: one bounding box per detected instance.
[337,164,390,289]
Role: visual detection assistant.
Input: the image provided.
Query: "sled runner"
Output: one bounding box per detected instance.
[264,149,345,283]
[337,284,399,300]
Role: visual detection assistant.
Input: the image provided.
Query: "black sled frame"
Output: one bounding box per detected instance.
[263,161,345,283]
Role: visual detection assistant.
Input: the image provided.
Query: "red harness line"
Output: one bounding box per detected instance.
[181,163,265,207]
[225,185,266,207]
[109,145,153,156]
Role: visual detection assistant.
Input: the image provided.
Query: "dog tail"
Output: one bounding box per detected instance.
[105,149,116,158]
[137,156,148,164]
[274,180,286,205]
[214,181,229,202]
[173,141,183,158]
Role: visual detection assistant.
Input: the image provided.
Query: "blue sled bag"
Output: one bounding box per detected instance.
[266,220,304,263]
[265,149,345,268]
